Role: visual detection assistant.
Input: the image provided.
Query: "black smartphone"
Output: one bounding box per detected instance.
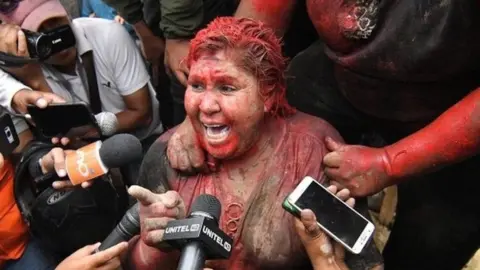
[284,176,375,254]
[27,103,101,139]
[0,114,20,156]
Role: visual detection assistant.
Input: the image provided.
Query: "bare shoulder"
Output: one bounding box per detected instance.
[285,111,344,143]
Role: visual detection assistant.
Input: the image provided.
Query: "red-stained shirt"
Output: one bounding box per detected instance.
[131,112,382,270]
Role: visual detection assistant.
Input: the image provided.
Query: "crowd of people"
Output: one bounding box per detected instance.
[0,0,479,269]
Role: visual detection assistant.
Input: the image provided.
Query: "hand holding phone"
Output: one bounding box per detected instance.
[27,103,101,140]
[283,176,375,255]
[293,185,354,268]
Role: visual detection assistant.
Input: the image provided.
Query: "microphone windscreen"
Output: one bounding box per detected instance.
[190,194,221,222]
[95,112,118,136]
[99,134,143,168]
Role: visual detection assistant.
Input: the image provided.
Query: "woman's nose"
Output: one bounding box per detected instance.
[199,91,221,114]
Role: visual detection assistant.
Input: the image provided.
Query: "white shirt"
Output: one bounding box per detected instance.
[0,18,163,139]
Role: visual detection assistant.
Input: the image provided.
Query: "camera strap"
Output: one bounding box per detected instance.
[80,52,101,114]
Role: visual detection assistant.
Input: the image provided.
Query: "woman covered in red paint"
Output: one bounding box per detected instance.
[125,17,383,270]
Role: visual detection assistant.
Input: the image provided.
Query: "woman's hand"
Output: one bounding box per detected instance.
[294,185,353,270]
[128,186,186,250]
[55,242,127,270]
[39,148,94,189]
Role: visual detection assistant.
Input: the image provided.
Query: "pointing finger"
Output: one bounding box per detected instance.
[128,185,160,206]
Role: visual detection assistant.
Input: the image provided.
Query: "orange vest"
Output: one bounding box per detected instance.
[0,160,29,265]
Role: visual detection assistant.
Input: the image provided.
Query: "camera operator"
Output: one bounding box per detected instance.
[0,0,163,144]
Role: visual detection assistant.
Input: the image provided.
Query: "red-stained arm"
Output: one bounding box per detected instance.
[234,0,297,36]
[385,87,480,181]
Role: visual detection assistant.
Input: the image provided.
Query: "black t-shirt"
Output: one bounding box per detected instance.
[306,0,480,123]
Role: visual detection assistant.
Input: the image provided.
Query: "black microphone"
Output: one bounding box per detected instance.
[162,194,233,270]
[97,203,140,252]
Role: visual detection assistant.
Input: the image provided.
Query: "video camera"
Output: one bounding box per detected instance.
[0,24,76,68]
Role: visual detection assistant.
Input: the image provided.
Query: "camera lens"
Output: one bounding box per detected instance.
[35,36,52,59]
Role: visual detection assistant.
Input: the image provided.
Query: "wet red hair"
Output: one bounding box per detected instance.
[187,17,295,117]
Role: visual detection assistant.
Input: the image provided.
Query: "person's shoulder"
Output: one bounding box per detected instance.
[72,18,129,42]
[285,111,343,143]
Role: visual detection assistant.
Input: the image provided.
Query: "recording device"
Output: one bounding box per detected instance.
[163,194,233,270]
[97,203,140,252]
[27,103,118,139]
[0,113,19,156]
[64,134,142,185]
[283,176,375,254]
[0,25,76,67]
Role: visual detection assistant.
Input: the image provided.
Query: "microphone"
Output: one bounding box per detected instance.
[95,112,118,137]
[97,203,140,252]
[65,134,142,185]
[162,194,233,270]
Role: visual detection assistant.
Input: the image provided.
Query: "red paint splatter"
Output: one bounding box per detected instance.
[188,17,295,117]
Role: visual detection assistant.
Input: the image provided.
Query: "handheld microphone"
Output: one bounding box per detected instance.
[65,134,142,185]
[97,203,140,252]
[94,112,118,137]
[162,194,233,270]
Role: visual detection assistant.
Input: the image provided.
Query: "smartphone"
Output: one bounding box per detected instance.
[285,176,375,254]
[27,103,101,139]
[0,114,20,156]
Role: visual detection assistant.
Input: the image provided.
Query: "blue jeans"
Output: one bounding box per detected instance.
[4,238,58,270]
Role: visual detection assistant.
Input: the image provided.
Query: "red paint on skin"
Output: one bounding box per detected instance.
[250,0,295,30]
[185,55,263,159]
[184,17,295,160]
[385,88,480,182]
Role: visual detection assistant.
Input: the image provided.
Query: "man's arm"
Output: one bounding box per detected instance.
[159,0,203,40]
[324,87,480,197]
[116,86,152,132]
[234,0,297,36]
[106,23,154,132]
[0,68,31,113]
[384,87,480,180]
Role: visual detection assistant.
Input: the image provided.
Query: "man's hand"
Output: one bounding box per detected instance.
[128,186,186,250]
[0,24,50,90]
[0,24,29,57]
[167,117,216,173]
[12,89,65,114]
[294,186,353,269]
[323,137,392,197]
[164,39,190,86]
[55,242,128,270]
[39,148,94,189]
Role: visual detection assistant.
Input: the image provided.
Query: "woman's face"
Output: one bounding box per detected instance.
[185,51,266,159]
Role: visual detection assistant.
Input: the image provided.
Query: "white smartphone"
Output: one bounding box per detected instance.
[286,176,375,254]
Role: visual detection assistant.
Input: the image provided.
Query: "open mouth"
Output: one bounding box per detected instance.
[203,124,231,142]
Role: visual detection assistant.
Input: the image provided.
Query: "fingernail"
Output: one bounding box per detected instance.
[57,169,66,177]
[36,98,47,107]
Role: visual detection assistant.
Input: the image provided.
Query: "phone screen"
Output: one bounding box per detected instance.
[28,104,100,139]
[294,182,369,248]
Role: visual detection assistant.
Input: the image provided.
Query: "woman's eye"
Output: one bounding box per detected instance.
[219,85,236,92]
[190,83,204,91]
